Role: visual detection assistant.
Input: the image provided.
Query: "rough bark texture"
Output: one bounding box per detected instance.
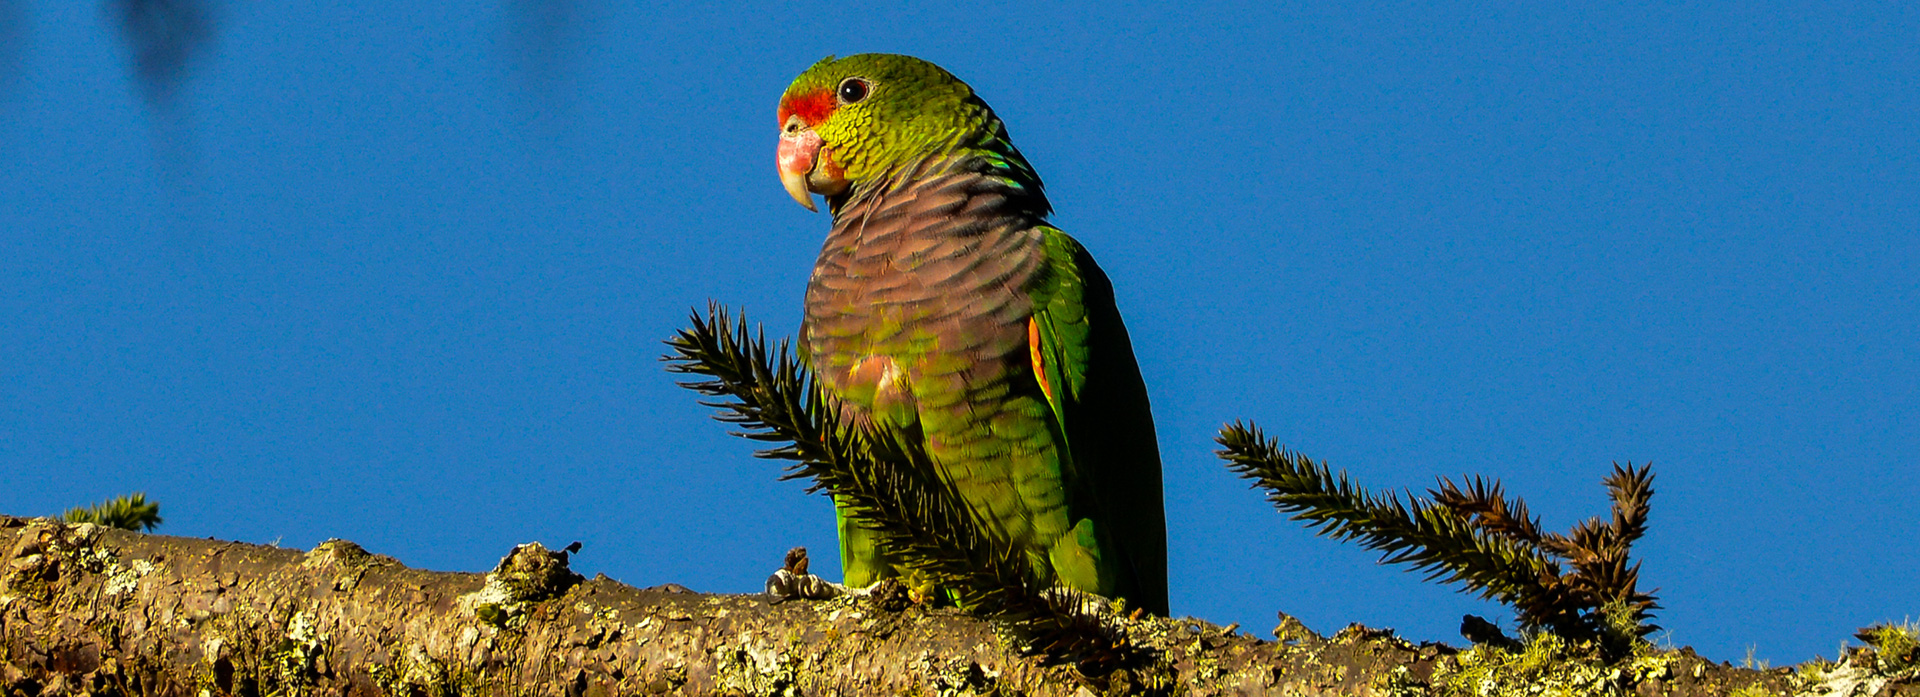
[1,515,1905,696]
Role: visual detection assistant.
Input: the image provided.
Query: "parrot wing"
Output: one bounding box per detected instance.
[1029,228,1169,615]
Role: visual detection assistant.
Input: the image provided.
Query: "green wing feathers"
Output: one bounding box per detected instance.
[1031,229,1169,615]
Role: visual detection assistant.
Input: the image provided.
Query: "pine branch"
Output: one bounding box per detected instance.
[57,492,162,531]
[663,303,1132,673]
[1216,422,1559,612]
[1219,421,1662,650]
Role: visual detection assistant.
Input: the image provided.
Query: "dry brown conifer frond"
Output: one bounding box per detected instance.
[1432,475,1549,546]
[1606,462,1655,546]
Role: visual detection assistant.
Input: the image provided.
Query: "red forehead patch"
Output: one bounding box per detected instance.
[778,87,836,127]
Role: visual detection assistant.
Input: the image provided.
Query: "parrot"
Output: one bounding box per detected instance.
[775,53,1167,616]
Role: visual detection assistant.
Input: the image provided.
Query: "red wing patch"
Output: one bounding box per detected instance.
[778,87,836,127]
[1029,317,1054,404]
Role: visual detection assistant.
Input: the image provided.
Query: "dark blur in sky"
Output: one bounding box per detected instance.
[3,1,1915,666]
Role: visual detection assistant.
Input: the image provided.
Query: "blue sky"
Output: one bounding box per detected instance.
[3,1,1914,665]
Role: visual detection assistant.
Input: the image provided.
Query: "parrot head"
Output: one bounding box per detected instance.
[776,53,992,212]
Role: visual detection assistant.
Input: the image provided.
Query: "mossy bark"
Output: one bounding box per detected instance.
[0,515,1894,696]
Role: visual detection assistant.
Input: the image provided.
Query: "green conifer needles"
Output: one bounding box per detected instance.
[1217,421,1659,650]
[57,492,163,531]
[665,304,1131,673]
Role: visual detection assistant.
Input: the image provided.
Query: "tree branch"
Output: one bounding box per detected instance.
[0,515,1822,696]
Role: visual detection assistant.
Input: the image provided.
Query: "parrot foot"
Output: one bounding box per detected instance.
[1039,587,1121,619]
[763,547,848,604]
[863,577,915,612]
[764,568,846,603]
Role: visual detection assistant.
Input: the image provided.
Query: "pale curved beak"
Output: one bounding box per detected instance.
[777,128,823,212]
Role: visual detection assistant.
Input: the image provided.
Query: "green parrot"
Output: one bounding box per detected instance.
[775,53,1167,616]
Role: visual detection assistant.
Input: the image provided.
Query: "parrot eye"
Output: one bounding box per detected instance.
[837,78,870,105]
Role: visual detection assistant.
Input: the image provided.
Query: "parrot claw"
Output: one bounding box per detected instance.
[862,578,916,611]
[764,568,846,603]
[763,547,847,604]
[1039,587,1123,619]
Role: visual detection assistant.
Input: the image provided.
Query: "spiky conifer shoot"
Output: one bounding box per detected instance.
[58,492,163,531]
[1218,421,1658,655]
[665,303,1133,674]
